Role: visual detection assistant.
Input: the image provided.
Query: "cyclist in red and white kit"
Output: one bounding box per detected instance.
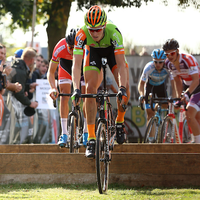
[47,28,88,147]
[163,39,200,143]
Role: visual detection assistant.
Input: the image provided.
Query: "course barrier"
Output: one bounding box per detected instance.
[0,144,200,187]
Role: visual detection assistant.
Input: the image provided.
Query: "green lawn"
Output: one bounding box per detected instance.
[0,183,200,200]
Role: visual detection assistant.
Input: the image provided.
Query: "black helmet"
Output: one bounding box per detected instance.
[65,28,79,46]
[162,39,179,51]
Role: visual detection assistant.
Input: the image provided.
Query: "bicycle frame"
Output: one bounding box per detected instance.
[145,94,168,143]
[164,101,182,143]
[68,104,84,149]
[153,104,167,142]
[161,99,191,144]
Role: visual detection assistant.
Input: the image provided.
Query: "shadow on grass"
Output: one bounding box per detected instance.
[1,183,200,196]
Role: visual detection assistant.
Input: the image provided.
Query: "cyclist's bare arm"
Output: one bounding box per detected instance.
[138,79,145,96]
[173,76,183,98]
[170,79,176,98]
[72,54,82,90]
[47,60,59,100]
[115,54,127,87]
[187,73,199,94]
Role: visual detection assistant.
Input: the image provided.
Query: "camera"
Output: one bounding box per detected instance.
[0,71,7,91]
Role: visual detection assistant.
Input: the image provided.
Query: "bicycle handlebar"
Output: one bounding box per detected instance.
[149,93,181,111]
[59,92,117,98]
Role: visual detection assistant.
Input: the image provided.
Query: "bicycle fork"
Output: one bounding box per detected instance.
[168,114,181,143]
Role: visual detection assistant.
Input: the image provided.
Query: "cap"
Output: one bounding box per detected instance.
[14,49,24,58]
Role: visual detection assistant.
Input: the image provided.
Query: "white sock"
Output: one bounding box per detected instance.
[190,133,195,142]
[83,117,88,133]
[194,135,200,143]
[61,118,68,135]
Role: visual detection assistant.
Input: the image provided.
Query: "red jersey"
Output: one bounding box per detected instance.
[51,38,72,63]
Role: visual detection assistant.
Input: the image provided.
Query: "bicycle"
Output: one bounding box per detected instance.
[72,58,123,193]
[143,93,169,143]
[150,95,193,143]
[113,102,143,143]
[58,94,84,153]
[53,94,84,152]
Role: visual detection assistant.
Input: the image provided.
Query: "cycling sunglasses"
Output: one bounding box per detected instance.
[164,50,177,57]
[88,26,105,33]
[154,60,165,64]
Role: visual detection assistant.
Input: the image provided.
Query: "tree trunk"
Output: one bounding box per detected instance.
[46,0,72,61]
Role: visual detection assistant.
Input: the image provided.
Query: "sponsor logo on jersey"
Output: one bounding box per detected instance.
[90,43,96,47]
[112,40,118,47]
[90,61,96,66]
[113,32,120,43]
[77,39,84,47]
[190,66,198,71]
[76,33,84,41]
[54,45,65,57]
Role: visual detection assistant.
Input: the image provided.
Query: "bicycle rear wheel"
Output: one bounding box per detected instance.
[69,116,79,153]
[124,117,143,143]
[96,122,109,194]
[144,116,158,143]
[161,116,173,143]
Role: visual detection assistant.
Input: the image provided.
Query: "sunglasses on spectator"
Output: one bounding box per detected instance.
[164,50,177,57]
[154,60,165,64]
[88,26,105,33]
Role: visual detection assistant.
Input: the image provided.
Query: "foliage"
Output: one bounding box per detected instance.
[0,0,199,33]
[0,0,200,59]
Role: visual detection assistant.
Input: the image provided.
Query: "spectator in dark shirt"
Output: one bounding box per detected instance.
[7,47,38,109]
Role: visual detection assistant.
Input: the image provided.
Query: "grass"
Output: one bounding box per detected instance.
[0,183,200,200]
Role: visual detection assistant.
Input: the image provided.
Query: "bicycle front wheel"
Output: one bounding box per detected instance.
[96,122,109,194]
[124,117,143,143]
[144,116,158,143]
[69,116,78,153]
[161,116,173,143]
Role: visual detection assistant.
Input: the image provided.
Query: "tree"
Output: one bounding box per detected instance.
[0,0,199,60]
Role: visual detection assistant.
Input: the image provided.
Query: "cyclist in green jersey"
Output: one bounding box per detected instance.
[71,5,130,158]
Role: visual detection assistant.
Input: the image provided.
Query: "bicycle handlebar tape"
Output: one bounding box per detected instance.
[118,86,127,100]
[24,106,36,117]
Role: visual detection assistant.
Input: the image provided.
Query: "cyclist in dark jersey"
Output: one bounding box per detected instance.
[71,5,130,158]
[163,38,200,143]
[48,28,88,147]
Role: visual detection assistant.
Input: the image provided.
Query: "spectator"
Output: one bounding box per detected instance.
[129,48,138,56]
[32,59,48,82]
[0,44,5,66]
[14,49,24,58]
[7,47,38,109]
[139,47,149,56]
[0,45,22,94]
[35,54,44,69]
[42,59,49,79]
